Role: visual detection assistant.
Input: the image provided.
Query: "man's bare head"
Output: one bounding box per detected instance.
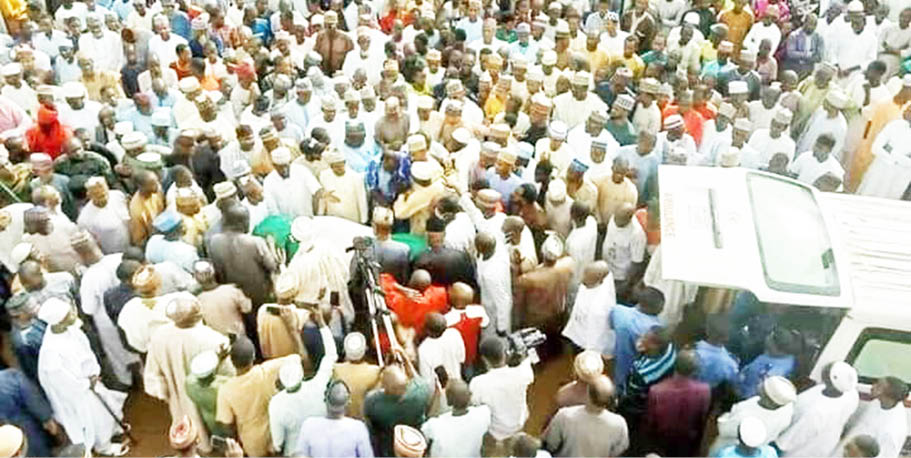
[450,282,474,308]
[581,260,610,288]
[409,269,432,291]
[475,232,496,257]
[587,375,616,409]
[615,202,636,226]
[381,365,408,397]
[446,379,471,409]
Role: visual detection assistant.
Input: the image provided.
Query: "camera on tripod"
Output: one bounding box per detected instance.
[505,327,546,366]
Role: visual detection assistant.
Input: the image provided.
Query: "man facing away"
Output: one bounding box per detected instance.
[544,375,629,457]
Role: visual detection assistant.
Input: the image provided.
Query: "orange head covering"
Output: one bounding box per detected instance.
[26,106,71,159]
[37,105,58,127]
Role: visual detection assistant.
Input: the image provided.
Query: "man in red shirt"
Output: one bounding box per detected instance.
[380,269,448,337]
[644,350,711,456]
[443,282,489,370]
[662,90,706,147]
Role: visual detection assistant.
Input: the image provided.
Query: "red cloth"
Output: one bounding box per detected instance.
[380,273,449,336]
[645,375,711,457]
[379,11,413,34]
[26,106,71,159]
[448,311,483,365]
[662,105,706,146]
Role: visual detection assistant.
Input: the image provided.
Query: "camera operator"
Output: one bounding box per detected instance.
[469,335,535,457]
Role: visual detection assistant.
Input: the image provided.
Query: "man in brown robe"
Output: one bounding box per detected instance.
[513,234,574,357]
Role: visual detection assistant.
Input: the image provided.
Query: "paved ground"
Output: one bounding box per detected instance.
[122,352,576,456]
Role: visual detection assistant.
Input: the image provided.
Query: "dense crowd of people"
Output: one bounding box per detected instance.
[0,0,908,454]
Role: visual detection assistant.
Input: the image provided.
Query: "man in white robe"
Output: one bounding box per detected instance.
[748,108,797,168]
[263,147,323,218]
[789,133,845,190]
[144,296,234,453]
[856,108,911,199]
[552,72,607,130]
[73,234,139,388]
[77,177,131,254]
[38,298,129,456]
[562,261,616,357]
[286,217,354,324]
[564,202,597,290]
[117,266,195,353]
[475,232,512,334]
[796,90,848,159]
[838,376,909,458]
[710,376,796,454]
[0,203,34,273]
[775,361,860,457]
[317,149,368,224]
[77,16,124,74]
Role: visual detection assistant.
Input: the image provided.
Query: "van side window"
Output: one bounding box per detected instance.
[846,328,911,385]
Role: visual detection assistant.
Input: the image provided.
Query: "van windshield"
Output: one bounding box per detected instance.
[746,172,841,296]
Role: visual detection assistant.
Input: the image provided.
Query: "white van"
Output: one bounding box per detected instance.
[657,165,911,452]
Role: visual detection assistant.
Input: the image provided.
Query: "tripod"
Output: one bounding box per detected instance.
[350,236,401,366]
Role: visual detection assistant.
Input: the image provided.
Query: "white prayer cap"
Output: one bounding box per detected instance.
[279,360,304,388]
[0,425,24,457]
[738,417,767,448]
[394,426,427,458]
[1,63,21,76]
[639,77,660,94]
[427,49,442,61]
[548,121,567,140]
[62,81,87,98]
[373,207,394,226]
[190,350,219,378]
[825,89,848,109]
[85,176,107,189]
[762,376,797,406]
[554,21,570,37]
[614,94,636,111]
[481,141,501,157]
[121,131,148,149]
[38,297,71,325]
[720,147,740,167]
[527,67,544,82]
[291,216,314,248]
[417,95,434,110]
[683,11,700,25]
[489,123,511,139]
[517,142,534,160]
[659,83,673,96]
[311,13,324,25]
[541,233,564,260]
[359,85,376,99]
[151,109,171,127]
[739,48,757,62]
[904,74,911,87]
[718,40,734,52]
[410,161,435,181]
[476,189,501,207]
[275,30,291,42]
[547,179,567,203]
[733,118,752,132]
[178,76,201,93]
[344,332,367,361]
[572,71,590,87]
[828,361,858,393]
[323,148,345,164]
[452,127,472,145]
[663,114,684,130]
[846,0,863,12]
[10,242,33,271]
[274,271,298,299]
[408,134,428,153]
[719,102,737,119]
[270,147,292,165]
[542,50,557,66]
[114,121,133,136]
[773,108,793,124]
[728,81,748,95]
[213,181,237,200]
[573,350,603,382]
[497,148,517,165]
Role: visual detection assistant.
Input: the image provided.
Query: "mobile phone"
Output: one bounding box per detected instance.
[434,366,449,387]
[211,435,227,449]
[266,304,282,315]
[330,291,339,306]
